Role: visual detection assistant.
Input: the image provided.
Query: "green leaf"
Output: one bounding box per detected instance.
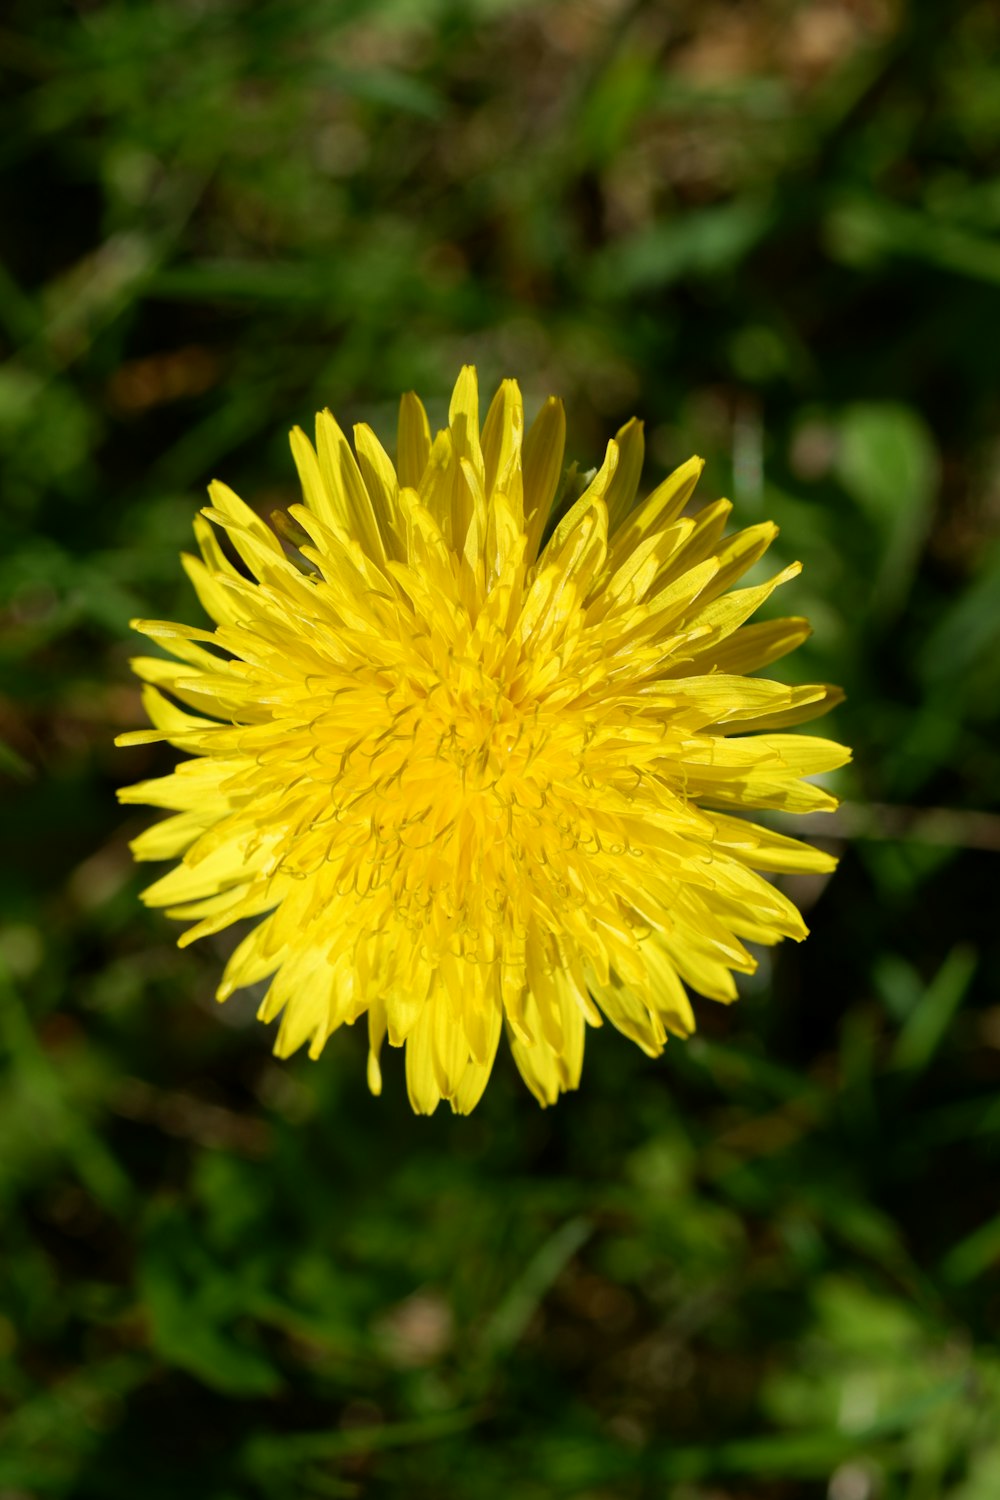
[836,402,938,615]
[480,1216,592,1357]
[590,198,773,295]
[940,1211,1000,1286]
[890,944,977,1077]
[0,739,33,782]
[139,1209,283,1397]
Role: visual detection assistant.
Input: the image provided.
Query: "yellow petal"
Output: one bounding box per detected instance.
[700,520,779,599]
[397,391,431,489]
[290,426,332,522]
[606,454,703,569]
[129,810,208,861]
[522,396,566,563]
[604,417,645,535]
[642,941,696,1035]
[367,1000,388,1096]
[447,364,483,479]
[315,409,387,564]
[679,615,812,675]
[451,998,502,1114]
[681,562,802,648]
[589,971,665,1057]
[707,812,838,874]
[353,422,401,557]
[541,439,618,563]
[481,377,524,508]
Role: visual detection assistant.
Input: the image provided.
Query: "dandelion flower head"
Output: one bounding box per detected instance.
[118,367,850,1113]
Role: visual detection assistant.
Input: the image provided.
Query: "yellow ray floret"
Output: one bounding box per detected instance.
[117,367,850,1114]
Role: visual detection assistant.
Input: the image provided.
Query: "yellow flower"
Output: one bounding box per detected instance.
[118,367,850,1114]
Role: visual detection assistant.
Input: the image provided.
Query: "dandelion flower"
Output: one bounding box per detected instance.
[118,367,850,1113]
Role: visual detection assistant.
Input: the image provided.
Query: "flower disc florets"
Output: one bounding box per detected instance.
[118,367,850,1113]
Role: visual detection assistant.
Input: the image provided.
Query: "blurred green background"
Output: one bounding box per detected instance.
[2,0,1000,1496]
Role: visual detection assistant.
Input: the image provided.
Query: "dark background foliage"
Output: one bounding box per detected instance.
[2,0,999,1495]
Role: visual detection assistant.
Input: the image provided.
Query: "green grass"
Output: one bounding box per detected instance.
[1,0,999,1495]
